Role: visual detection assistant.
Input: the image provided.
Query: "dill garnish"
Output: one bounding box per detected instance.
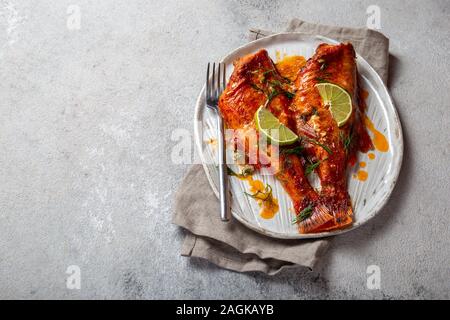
[292,205,314,224]
[305,160,321,175]
[227,166,239,177]
[244,184,273,201]
[340,129,354,152]
[267,87,280,103]
[305,157,328,175]
[250,83,265,93]
[283,91,295,99]
[250,69,295,103]
[262,69,276,77]
[307,139,333,155]
[281,145,303,156]
[227,166,253,178]
[315,77,327,83]
[344,127,354,151]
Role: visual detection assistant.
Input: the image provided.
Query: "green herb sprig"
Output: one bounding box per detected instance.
[305,160,321,175]
[244,184,273,201]
[227,166,253,178]
[250,83,265,94]
[281,145,304,157]
[340,129,354,153]
[307,139,333,155]
[292,204,314,224]
[305,157,329,175]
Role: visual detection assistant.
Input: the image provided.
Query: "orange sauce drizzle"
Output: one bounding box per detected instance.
[363,115,389,152]
[244,176,279,219]
[368,152,376,160]
[275,55,306,81]
[206,137,217,148]
[355,170,368,181]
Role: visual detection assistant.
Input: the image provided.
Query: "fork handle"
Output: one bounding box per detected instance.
[217,113,230,221]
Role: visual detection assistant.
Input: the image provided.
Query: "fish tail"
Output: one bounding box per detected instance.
[334,201,353,226]
[298,203,334,234]
[321,192,354,230]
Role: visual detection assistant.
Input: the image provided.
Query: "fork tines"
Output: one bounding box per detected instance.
[206,62,226,109]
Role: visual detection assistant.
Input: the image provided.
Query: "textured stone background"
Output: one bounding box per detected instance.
[0,0,449,299]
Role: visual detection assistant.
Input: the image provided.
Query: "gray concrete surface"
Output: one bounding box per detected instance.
[0,0,449,299]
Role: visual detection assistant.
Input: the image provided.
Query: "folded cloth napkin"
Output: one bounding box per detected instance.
[250,19,389,84]
[173,19,390,275]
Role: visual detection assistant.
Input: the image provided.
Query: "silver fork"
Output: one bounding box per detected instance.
[206,62,230,221]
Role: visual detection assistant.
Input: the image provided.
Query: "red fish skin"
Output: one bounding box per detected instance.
[218,50,332,228]
[291,43,364,229]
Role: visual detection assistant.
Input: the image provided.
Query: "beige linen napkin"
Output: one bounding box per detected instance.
[250,19,389,84]
[173,19,390,275]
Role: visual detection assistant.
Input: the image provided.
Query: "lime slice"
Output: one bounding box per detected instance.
[255,106,298,145]
[315,83,352,127]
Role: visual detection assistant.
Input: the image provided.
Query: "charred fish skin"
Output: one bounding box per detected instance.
[218,49,295,131]
[218,50,329,227]
[291,43,365,231]
[218,45,372,234]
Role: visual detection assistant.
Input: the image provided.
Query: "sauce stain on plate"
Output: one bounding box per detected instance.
[245,176,279,219]
[276,55,306,81]
[364,115,389,152]
[206,137,217,151]
[354,170,368,181]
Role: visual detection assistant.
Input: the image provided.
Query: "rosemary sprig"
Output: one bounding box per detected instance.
[292,204,314,224]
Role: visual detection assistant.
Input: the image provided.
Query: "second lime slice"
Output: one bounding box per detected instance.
[254,106,298,146]
[315,83,353,127]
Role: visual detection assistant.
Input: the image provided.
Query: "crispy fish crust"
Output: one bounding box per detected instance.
[218,44,372,234]
[218,50,330,225]
[291,43,372,232]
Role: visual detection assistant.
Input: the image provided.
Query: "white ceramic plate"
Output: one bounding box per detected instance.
[194,33,403,239]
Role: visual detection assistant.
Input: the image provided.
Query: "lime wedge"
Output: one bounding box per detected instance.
[315,83,352,127]
[255,106,298,145]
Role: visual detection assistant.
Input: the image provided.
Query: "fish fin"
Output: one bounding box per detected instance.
[333,201,353,226]
[298,203,334,234]
[319,188,354,226]
[307,204,353,233]
[313,215,352,232]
